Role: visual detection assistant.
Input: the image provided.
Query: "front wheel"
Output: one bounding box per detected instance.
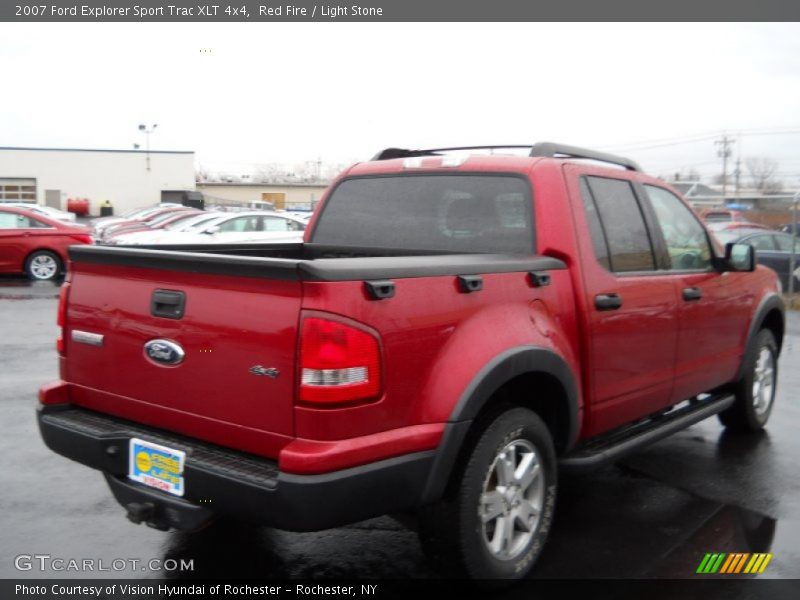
[25,250,62,281]
[718,329,778,432]
[418,407,557,580]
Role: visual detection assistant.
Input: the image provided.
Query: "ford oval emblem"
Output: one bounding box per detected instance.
[144,339,185,366]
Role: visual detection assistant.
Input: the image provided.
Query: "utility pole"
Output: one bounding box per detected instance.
[734,133,742,200]
[790,191,799,303]
[715,133,735,203]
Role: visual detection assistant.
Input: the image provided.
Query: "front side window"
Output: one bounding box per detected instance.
[645,185,712,271]
[582,176,655,272]
[746,234,778,252]
[771,234,800,253]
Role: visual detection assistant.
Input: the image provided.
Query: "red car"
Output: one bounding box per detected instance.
[38,143,782,580]
[0,206,92,280]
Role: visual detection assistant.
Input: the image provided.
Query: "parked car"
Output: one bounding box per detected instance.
[698,208,751,223]
[107,212,225,246]
[90,206,157,231]
[0,206,92,280]
[0,202,77,223]
[705,220,771,233]
[38,143,783,581]
[715,227,800,292]
[102,209,203,242]
[98,206,194,241]
[126,211,306,245]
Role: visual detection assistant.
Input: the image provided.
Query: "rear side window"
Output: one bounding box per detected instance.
[0,212,47,228]
[581,177,655,272]
[311,175,533,254]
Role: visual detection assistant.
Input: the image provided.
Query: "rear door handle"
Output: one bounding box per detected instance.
[595,293,622,311]
[682,287,702,301]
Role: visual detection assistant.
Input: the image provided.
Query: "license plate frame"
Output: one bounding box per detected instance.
[128,437,186,497]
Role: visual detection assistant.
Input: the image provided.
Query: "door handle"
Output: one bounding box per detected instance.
[682,287,702,301]
[595,293,622,311]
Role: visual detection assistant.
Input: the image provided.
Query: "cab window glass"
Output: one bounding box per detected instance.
[645,185,712,270]
[585,177,655,272]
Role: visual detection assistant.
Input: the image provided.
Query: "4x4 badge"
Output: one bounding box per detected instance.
[250,365,280,378]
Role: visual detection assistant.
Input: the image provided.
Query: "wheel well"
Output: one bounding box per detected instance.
[761,308,784,353]
[470,371,571,456]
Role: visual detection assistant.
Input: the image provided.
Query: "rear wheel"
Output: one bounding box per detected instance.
[718,329,778,432]
[418,407,557,580]
[25,250,62,281]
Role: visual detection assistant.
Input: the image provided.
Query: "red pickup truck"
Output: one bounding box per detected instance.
[38,143,784,580]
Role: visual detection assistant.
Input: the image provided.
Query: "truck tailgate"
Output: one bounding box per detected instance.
[62,257,301,458]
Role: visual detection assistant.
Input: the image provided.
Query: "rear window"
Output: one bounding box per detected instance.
[311,175,533,253]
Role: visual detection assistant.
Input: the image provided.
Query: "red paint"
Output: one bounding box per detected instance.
[0,206,92,275]
[43,152,780,474]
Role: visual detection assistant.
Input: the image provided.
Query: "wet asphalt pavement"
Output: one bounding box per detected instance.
[1,278,799,581]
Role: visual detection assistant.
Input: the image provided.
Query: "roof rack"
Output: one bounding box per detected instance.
[371,142,642,172]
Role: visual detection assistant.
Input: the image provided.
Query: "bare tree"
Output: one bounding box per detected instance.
[195,164,210,183]
[746,156,782,193]
[253,163,287,184]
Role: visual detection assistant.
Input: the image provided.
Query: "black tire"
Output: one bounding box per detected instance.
[418,407,557,580]
[24,250,62,281]
[718,329,778,432]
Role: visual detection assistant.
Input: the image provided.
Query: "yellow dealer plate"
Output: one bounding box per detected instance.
[128,438,185,497]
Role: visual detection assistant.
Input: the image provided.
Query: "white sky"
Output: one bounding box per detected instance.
[1,22,799,182]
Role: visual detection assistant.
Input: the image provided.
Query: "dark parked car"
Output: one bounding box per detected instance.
[0,206,93,280]
[715,227,800,291]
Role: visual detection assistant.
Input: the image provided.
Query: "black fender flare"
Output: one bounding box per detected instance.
[420,346,580,504]
[735,293,785,381]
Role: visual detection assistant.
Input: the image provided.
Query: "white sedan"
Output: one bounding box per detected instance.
[111,211,306,245]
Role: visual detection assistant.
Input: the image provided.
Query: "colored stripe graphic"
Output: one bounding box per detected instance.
[698,552,773,574]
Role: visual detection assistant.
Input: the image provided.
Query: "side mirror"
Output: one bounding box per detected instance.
[203,225,220,235]
[725,242,756,272]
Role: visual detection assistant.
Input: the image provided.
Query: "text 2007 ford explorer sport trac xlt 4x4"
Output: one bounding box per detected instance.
[38,143,784,579]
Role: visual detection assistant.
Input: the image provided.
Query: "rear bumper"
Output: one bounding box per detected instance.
[37,404,434,532]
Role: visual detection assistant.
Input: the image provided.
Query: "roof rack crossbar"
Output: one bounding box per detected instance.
[371,142,641,172]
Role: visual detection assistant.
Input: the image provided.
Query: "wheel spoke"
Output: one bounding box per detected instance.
[518,460,540,492]
[481,490,505,523]
[514,499,539,532]
[496,452,515,486]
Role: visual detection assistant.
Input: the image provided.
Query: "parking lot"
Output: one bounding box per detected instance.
[1,277,799,580]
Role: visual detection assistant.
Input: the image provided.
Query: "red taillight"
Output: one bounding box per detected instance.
[299,317,382,404]
[70,234,93,245]
[56,282,70,354]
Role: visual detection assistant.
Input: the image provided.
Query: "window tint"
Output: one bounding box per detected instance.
[585,177,655,272]
[747,234,777,252]
[0,212,47,228]
[312,175,533,254]
[645,185,712,271]
[219,216,259,233]
[263,217,292,232]
[772,234,800,253]
[578,178,611,270]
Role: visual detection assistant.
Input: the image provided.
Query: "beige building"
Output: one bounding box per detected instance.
[197,182,329,210]
[0,146,195,215]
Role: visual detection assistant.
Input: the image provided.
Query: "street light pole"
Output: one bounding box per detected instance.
[138,123,158,171]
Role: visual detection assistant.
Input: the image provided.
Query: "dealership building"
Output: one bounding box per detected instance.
[0,146,196,216]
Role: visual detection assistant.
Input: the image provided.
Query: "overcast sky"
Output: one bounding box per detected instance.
[1,22,799,182]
